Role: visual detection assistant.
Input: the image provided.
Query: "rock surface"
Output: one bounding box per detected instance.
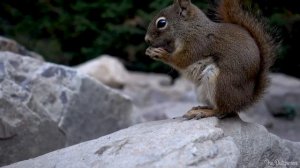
[0,36,44,60]
[0,52,134,166]
[4,117,300,168]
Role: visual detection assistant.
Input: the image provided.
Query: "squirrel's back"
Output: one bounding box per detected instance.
[216,0,277,102]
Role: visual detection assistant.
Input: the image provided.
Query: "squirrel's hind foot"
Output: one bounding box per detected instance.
[183,106,217,119]
[183,106,237,120]
[183,106,233,119]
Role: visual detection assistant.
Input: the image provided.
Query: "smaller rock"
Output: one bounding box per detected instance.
[125,72,172,87]
[265,73,300,117]
[0,62,5,82]
[122,76,197,107]
[133,102,198,123]
[0,118,16,140]
[240,101,273,128]
[241,101,300,141]
[75,55,129,88]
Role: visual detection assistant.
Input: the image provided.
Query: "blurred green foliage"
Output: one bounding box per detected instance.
[253,0,300,78]
[0,0,299,78]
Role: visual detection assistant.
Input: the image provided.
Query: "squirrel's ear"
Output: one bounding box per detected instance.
[173,0,192,17]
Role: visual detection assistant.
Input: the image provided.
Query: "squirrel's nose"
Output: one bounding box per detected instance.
[145,35,152,45]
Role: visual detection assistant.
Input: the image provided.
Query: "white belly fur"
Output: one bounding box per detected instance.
[181,59,219,108]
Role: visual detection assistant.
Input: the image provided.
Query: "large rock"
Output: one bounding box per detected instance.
[0,36,44,60]
[4,117,300,168]
[0,52,133,166]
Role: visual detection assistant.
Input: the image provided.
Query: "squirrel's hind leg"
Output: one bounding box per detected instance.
[183,63,220,119]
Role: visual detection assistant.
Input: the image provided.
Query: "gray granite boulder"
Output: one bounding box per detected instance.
[0,52,133,166]
[4,117,300,168]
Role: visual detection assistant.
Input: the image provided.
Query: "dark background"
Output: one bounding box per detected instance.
[0,0,299,78]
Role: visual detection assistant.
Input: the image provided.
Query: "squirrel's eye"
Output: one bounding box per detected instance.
[156,17,167,30]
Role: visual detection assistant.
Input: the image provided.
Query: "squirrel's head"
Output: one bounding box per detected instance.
[145,0,207,54]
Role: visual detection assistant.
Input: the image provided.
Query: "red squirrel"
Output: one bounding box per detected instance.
[145,0,277,119]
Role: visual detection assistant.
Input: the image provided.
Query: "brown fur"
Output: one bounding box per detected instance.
[145,0,277,118]
[216,0,277,107]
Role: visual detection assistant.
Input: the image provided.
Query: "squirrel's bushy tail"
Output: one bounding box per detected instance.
[216,0,278,102]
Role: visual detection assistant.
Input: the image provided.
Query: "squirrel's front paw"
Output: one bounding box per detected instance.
[145,47,169,61]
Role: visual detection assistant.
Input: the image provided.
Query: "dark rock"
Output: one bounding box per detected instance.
[0,36,44,61]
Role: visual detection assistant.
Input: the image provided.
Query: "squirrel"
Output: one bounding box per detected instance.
[145,0,277,119]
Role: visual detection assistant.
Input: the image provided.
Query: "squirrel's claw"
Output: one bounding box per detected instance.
[146,47,169,61]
